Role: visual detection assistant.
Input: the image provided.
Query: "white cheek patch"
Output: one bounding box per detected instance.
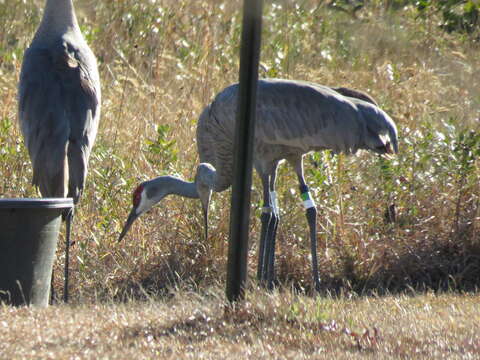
[301,191,316,209]
[136,192,151,215]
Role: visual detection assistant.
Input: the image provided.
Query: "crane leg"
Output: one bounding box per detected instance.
[265,201,279,289]
[257,208,272,282]
[257,166,279,287]
[300,184,321,292]
[306,207,321,292]
[257,172,274,283]
[50,270,56,304]
[64,208,74,303]
[258,200,279,288]
[291,155,321,293]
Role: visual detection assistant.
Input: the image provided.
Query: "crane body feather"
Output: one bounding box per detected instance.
[197,79,397,194]
[18,0,100,203]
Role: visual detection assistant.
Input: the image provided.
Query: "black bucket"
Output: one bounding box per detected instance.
[0,198,73,307]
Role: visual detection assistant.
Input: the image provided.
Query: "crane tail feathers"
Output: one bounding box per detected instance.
[67,140,90,204]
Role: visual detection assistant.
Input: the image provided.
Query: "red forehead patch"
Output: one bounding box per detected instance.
[133,184,144,207]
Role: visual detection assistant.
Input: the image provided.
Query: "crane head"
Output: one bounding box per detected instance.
[360,103,399,157]
[118,175,199,242]
[368,130,397,158]
[118,183,146,242]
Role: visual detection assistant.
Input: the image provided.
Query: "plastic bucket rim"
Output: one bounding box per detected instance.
[0,198,74,209]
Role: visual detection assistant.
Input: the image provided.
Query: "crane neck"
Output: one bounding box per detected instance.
[33,0,81,44]
[140,166,217,218]
[146,176,199,202]
[169,177,199,199]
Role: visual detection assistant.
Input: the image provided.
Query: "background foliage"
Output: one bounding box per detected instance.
[0,0,479,302]
[331,0,479,34]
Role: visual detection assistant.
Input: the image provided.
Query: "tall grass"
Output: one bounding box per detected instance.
[0,0,478,302]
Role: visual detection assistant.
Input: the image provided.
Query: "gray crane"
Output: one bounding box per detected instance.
[18,0,101,301]
[118,79,397,291]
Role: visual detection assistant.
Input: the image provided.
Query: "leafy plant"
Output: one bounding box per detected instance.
[416,0,479,34]
[1,0,479,300]
[144,124,178,170]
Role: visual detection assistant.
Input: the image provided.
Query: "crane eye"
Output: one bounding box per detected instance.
[133,185,144,207]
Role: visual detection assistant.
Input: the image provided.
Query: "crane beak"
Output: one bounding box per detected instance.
[202,204,209,241]
[197,183,212,241]
[379,141,397,160]
[118,208,139,242]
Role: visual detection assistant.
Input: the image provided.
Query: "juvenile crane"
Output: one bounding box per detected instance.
[118,79,397,291]
[18,0,101,301]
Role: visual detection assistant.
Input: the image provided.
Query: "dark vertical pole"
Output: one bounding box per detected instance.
[226,0,263,302]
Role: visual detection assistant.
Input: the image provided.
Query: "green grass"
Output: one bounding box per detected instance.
[0,0,479,356]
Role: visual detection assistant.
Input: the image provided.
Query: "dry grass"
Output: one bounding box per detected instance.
[0,0,480,357]
[1,287,479,359]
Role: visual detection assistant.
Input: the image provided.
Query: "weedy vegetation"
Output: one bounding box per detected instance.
[0,0,479,357]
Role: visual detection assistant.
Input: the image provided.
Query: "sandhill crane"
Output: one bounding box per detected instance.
[118,79,397,291]
[18,0,101,301]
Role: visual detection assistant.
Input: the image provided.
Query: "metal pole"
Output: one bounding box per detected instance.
[226,0,263,302]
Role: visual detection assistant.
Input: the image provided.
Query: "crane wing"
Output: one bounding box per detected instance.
[255,80,365,154]
[209,80,365,156]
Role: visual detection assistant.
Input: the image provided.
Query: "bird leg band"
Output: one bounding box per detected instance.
[262,191,279,214]
[262,191,279,215]
[301,191,316,209]
[269,191,279,215]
